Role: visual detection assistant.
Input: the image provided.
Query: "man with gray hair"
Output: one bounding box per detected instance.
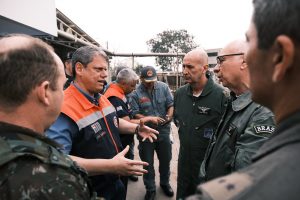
[47,46,159,199]
[199,39,275,183]
[104,68,139,195]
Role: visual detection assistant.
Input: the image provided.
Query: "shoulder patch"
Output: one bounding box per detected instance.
[200,172,252,200]
[116,106,123,111]
[254,125,275,135]
[113,116,119,128]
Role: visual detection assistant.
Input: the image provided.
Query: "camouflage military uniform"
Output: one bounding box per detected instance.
[0,122,96,200]
[199,91,275,182]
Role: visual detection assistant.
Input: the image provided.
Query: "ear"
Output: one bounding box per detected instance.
[202,64,208,73]
[36,81,51,106]
[240,61,248,70]
[75,62,84,76]
[272,35,294,82]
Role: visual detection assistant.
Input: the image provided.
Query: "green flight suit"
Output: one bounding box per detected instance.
[174,77,227,199]
[199,91,275,182]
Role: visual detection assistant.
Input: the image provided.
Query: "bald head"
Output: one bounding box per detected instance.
[220,39,248,56]
[182,48,209,87]
[215,39,249,94]
[184,48,208,66]
[0,34,53,54]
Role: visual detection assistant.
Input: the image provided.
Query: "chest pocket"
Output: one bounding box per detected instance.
[139,97,152,115]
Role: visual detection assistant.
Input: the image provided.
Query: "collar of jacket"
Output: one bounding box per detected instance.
[0,121,61,148]
[140,81,158,91]
[231,90,252,112]
[186,77,215,97]
[252,110,300,162]
[107,83,125,95]
[72,83,100,106]
[67,84,101,110]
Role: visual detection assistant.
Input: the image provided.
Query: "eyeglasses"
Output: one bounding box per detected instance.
[216,53,244,64]
[182,64,208,68]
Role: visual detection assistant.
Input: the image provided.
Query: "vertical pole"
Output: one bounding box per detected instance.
[176,53,179,90]
[132,54,135,69]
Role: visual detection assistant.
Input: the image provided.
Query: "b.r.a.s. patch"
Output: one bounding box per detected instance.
[253,125,275,136]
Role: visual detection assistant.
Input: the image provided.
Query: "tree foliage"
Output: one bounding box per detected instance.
[147,29,198,71]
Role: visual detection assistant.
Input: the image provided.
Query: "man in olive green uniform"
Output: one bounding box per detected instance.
[0,34,95,199]
[188,1,300,199]
[174,48,227,200]
[199,40,275,182]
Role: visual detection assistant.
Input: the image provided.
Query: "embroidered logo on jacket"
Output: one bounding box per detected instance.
[139,97,151,104]
[254,125,275,134]
[197,106,211,114]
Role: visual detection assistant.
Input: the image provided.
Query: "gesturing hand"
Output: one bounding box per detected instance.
[137,120,159,142]
[111,145,149,176]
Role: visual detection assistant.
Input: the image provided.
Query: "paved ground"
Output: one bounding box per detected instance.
[127,123,179,200]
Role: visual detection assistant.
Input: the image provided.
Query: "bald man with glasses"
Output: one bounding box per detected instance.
[198,40,275,183]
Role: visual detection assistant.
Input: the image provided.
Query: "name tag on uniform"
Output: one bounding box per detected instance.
[203,128,214,139]
[198,106,211,115]
[226,124,236,136]
[91,122,102,133]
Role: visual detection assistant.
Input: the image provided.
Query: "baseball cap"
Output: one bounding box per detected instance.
[140,66,157,82]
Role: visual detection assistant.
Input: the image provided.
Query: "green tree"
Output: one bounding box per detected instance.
[147,29,198,71]
[134,63,144,75]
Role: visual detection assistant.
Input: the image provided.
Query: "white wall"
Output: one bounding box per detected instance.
[0,0,57,36]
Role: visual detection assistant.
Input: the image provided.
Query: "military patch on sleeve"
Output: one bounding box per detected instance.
[254,125,275,135]
[200,173,253,200]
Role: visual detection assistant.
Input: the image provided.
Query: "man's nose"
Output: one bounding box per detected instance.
[213,65,220,74]
[101,70,108,78]
[182,67,188,75]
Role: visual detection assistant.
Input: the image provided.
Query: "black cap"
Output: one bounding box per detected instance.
[140,66,157,82]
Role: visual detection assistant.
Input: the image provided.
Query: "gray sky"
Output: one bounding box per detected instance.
[56,0,253,66]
